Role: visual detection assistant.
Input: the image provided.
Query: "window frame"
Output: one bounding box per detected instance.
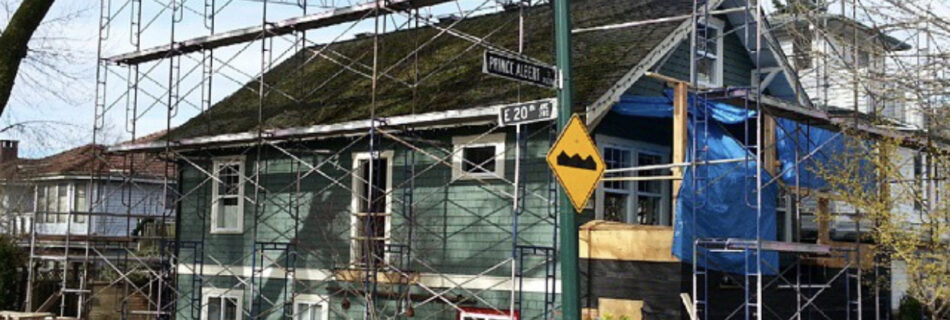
[202,287,243,320]
[600,146,634,223]
[451,133,506,181]
[210,156,246,234]
[35,184,77,224]
[350,150,394,266]
[73,182,88,223]
[694,17,725,88]
[594,135,672,226]
[55,183,69,222]
[293,294,330,320]
[35,184,47,223]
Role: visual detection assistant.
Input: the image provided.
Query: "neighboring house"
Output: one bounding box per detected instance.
[0,138,174,317]
[771,3,948,316]
[111,0,912,319]
[770,4,915,126]
[0,140,171,239]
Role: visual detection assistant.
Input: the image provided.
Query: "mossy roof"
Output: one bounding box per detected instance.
[168,0,692,141]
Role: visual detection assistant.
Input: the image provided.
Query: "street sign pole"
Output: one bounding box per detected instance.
[554,0,579,318]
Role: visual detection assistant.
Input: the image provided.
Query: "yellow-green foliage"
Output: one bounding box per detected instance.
[812,130,949,317]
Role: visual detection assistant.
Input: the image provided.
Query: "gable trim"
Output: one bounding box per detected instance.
[585,0,728,128]
[759,16,813,108]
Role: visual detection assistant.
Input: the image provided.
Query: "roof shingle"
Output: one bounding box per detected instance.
[168,0,692,141]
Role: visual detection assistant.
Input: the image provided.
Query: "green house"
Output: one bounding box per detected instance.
[114,0,813,318]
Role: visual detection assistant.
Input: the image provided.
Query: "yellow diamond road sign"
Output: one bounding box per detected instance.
[546,114,605,213]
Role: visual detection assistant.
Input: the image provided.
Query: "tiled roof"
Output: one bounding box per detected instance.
[0,133,172,181]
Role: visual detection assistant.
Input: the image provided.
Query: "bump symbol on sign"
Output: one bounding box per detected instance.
[546,114,605,213]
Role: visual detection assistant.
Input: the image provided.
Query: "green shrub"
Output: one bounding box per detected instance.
[0,235,27,310]
[898,295,924,320]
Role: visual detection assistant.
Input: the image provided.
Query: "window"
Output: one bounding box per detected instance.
[36,184,72,223]
[203,288,242,320]
[56,184,68,223]
[458,307,519,320]
[211,157,245,234]
[452,133,506,180]
[602,147,632,223]
[351,151,392,266]
[788,22,814,70]
[73,183,87,223]
[1,186,32,214]
[36,186,47,223]
[636,153,665,225]
[595,136,671,225]
[695,18,724,87]
[45,186,56,222]
[776,189,796,242]
[293,295,329,320]
[841,45,871,69]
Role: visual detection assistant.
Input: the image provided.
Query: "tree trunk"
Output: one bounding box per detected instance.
[0,0,56,117]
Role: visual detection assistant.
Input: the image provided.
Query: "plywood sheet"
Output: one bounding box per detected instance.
[580,220,679,262]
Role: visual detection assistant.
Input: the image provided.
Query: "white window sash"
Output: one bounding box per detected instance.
[451,133,507,180]
[595,135,672,225]
[293,295,330,320]
[210,157,245,234]
[350,151,393,266]
[695,18,725,87]
[202,287,243,320]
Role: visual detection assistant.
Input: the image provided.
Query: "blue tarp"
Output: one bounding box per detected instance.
[773,117,875,194]
[774,118,842,189]
[610,93,778,274]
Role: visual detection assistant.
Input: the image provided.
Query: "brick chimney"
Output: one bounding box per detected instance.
[0,140,19,164]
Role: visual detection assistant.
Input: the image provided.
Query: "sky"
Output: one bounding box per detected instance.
[1,0,502,157]
[0,0,945,158]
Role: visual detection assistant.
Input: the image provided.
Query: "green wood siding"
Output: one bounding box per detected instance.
[175,124,557,319]
[174,19,762,320]
[627,20,754,97]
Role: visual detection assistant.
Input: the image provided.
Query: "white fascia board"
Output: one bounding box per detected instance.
[12,174,168,185]
[109,98,556,153]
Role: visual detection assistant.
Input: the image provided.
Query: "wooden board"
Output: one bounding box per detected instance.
[0,312,52,320]
[671,82,688,221]
[579,220,679,262]
[333,269,420,284]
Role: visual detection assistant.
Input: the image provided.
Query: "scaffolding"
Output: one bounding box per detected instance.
[574,0,945,319]
[78,0,561,319]
[22,0,944,319]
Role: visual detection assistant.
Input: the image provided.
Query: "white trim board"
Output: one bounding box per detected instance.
[584,0,723,128]
[349,150,394,265]
[110,98,557,153]
[176,264,561,294]
[4,175,168,185]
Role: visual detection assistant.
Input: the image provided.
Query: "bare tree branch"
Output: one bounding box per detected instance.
[0,0,55,117]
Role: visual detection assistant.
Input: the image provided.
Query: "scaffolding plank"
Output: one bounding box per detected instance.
[106,0,452,65]
[699,238,833,255]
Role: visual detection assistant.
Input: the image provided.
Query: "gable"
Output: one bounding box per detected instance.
[584,0,811,127]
